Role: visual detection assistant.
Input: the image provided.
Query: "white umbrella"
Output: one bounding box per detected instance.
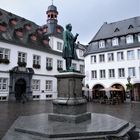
[99,87,122,91]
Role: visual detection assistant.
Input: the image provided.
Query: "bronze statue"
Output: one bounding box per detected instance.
[62,24,79,71]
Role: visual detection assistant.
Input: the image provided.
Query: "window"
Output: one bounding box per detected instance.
[33,95,40,99]
[46,57,53,69]
[128,25,133,29]
[99,40,105,48]
[100,70,106,79]
[91,55,96,63]
[32,80,40,91]
[46,80,53,91]
[57,60,63,70]
[126,35,134,44]
[138,33,140,42]
[109,69,115,78]
[112,38,119,46]
[57,42,63,51]
[118,68,125,78]
[33,55,40,65]
[91,70,97,79]
[0,78,8,91]
[46,94,52,98]
[80,65,84,74]
[127,50,134,60]
[72,63,77,70]
[79,50,84,57]
[18,52,27,62]
[99,54,105,62]
[128,67,135,77]
[0,48,10,59]
[138,49,140,59]
[108,53,114,62]
[117,52,124,61]
[114,28,119,32]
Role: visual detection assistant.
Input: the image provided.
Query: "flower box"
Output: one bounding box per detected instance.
[33,64,41,69]
[0,59,10,64]
[17,61,27,67]
[57,67,63,71]
[46,66,52,71]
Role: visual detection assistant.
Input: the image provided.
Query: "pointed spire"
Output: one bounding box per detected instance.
[52,0,54,5]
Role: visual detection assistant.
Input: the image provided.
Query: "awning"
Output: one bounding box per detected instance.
[99,87,122,91]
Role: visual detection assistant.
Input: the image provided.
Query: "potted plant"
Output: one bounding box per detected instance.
[33,64,41,69]
[46,66,52,70]
[57,67,63,71]
[3,58,10,64]
[17,61,27,67]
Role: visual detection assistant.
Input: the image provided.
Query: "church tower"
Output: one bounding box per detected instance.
[46,4,58,34]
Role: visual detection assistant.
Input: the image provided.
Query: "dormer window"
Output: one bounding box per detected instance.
[37,29,43,35]
[0,23,7,32]
[138,33,140,42]
[30,34,37,41]
[25,24,31,30]
[128,25,133,29]
[114,28,119,32]
[0,11,3,17]
[126,35,134,44]
[112,37,119,46]
[16,28,23,37]
[43,39,49,45]
[43,27,48,33]
[99,40,105,48]
[10,18,17,25]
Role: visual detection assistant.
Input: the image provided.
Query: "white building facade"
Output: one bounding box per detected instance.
[0,5,85,101]
[85,17,140,101]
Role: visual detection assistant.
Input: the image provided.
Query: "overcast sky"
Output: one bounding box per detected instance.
[0,0,139,44]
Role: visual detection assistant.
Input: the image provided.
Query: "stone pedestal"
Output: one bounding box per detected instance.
[48,72,91,123]
[2,72,136,140]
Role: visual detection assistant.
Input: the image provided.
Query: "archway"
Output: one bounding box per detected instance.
[92,84,104,100]
[133,83,140,101]
[111,83,125,102]
[14,79,26,101]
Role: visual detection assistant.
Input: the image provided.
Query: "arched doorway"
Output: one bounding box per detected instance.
[111,84,125,102]
[92,84,104,100]
[133,83,140,101]
[14,79,26,101]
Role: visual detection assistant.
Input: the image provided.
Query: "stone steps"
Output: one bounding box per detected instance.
[46,123,136,140]
[15,122,135,140]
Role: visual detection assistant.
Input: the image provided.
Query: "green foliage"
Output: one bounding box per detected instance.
[126,83,133,90]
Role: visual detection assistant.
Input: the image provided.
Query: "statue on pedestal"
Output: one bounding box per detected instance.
[62,24,79,71]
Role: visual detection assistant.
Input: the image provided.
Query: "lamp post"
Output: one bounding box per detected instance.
[127,76,132,103]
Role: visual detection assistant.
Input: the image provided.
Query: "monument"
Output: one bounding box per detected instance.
[2,24,135,140]
[48,23,91,123]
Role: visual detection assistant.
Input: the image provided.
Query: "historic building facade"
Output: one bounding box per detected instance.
[85,17,140,101]
[0,5,85,101]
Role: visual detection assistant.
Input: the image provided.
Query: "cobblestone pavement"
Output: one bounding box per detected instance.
[0,100,140,139]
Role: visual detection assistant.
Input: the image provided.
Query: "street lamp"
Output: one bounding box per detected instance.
[127,76,131,84]
[127,76,132,103]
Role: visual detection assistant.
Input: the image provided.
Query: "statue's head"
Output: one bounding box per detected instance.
[66,24,72,31]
